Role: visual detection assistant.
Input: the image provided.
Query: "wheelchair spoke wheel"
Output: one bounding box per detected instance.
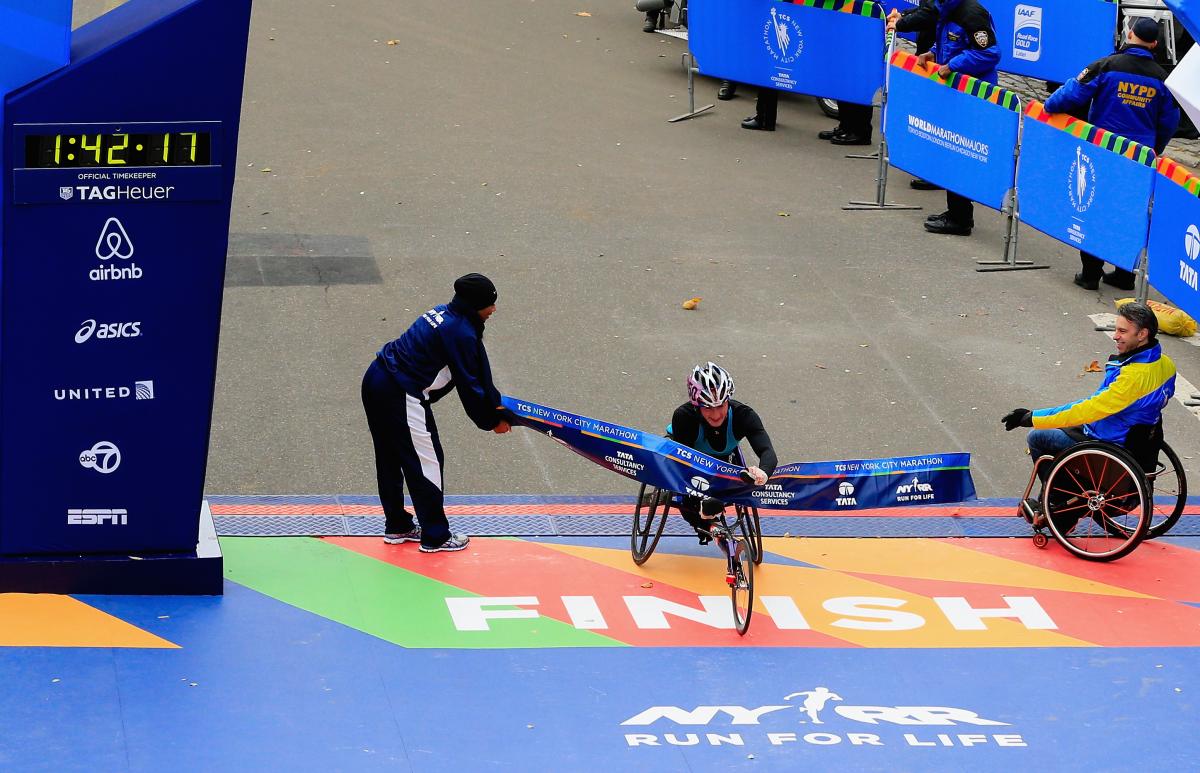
[736,504,764,565]
[631,484,670,566]
[1044,443,1149,562]
[1145,441,1187,539]
[728,538,754,636]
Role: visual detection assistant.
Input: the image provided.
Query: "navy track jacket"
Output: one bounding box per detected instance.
[376,298,503,430]
[1045,46,1180,154]
[897,0,1001,83]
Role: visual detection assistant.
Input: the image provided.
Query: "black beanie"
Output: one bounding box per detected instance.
[1132,17,1160,44]
[452,273,498,310]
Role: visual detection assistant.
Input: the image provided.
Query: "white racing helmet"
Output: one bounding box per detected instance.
[687,362,735,408]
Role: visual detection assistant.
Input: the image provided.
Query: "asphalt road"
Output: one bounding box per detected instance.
[75,0,1200,499]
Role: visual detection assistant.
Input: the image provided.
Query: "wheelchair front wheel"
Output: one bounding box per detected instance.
[736,504,764,565]
[1043,443,1149,562]
[728,538,754,636]
[631,483,671,566]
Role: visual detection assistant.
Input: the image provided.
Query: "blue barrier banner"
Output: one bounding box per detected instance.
[1166,0,1200,41]
[503,396,976,510]
[990,0,1117,84]
[1019,102,1156,272]
[688,0,885,103]
[884,51,1020,211]
[1147,159,1200,320]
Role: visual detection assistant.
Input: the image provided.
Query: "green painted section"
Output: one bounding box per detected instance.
[222,537,626,649]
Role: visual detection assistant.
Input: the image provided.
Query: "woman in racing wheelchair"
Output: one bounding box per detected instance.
[670,362,778,544]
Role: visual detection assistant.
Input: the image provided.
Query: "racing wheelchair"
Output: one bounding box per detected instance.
[630,447,763,635]
[1018,423,1186,562]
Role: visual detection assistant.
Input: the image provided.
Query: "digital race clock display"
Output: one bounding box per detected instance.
[23,131,212,168]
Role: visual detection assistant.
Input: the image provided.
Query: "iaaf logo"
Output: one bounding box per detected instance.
[835,480,857,507]
[762,7,803,64]
[75,319,142,343]
[1068,146,1097,213]
[91,217,142,281]
[621,687,1027,750]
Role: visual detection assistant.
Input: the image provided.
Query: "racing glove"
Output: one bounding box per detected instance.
[1002,409,1033,431]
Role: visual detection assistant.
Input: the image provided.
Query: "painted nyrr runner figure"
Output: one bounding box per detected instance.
[785,687,844,724]
[668,362,777,544]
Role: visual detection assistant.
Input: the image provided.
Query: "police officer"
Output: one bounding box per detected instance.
[887,0,1001,236]
[361,273,512,554]
[1045,18,1180,291]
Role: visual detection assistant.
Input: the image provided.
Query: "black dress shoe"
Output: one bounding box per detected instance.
[741,116,775,131]
[818,126,845,140]
[910,178,943,190]
[1073,272,1100,291]
[717,81,737,100]
[643,14,657,32]
[1101,270,1136,291]
[925,209,950,223]
[830,132,872,146]
[924,214,972,235]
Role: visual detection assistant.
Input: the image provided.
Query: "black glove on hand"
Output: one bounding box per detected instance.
[1002,409,1033,431]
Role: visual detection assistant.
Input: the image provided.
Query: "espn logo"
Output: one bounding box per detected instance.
[67,508,128,526]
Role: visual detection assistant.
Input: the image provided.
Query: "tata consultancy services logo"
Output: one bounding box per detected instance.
[1186,224,1200,261]
[1180,224,1200,292]
[763,7,803,64]
[1068,146,1096,213]
[79,441,121,474]
[835,481,857,507]
[686,475,711,498]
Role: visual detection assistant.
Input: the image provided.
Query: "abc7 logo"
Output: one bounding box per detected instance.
[838,481,855,496]
[79,441,121,474]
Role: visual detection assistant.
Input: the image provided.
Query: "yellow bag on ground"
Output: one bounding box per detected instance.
[1115,298,1198,337]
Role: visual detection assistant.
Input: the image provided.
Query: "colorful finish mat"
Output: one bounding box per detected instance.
[1,528,1197,770]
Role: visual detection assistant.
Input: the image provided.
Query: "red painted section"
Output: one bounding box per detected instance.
[945,538,1200,604]
[326,537,855,648]
[849,571,1200,647]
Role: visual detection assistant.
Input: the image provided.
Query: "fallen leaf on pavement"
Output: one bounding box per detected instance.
[386,39,399,45]
[814,363,826,369]
[575,11,592,16]
[682,297,701,310]
[777,211,790,217]
[1084,360,1102,372]
[640,582,654,588]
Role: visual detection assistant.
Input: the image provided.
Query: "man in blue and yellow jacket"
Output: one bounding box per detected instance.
[1002,302,1176,466]
[1044,18,1180,291]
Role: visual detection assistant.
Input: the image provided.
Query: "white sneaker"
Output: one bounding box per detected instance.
[383,527,421,544]
[419,533,470,553]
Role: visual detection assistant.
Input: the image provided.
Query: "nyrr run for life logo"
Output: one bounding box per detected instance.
[762,7,803,64]
[621,687,1027,750]
[1068,146,1097,213]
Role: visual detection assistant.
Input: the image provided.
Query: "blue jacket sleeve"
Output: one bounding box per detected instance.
[445,325,503,430]
[947,43,1000,78]
[1045,64,1103,116]
[1156,94,1181,156]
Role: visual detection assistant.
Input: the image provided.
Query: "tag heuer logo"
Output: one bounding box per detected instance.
[59,186,74,200]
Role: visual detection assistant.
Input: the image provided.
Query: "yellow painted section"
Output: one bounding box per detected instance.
[764,538,1153,599]
[539,542,1094,648]
[0,594,179,649]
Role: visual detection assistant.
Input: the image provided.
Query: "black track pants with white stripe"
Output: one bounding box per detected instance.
[361,360,451,547]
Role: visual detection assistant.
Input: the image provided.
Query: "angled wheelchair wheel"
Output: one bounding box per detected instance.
[728,537,754,636]
[736,504,764,565]
[631,483,671,566]
[1145,441,1187,540]
[1043,443,1149,562]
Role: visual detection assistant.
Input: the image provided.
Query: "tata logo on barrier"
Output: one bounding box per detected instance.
[762,7,803,65]
[835,481,857,507]
[620,687,1027,750]
[75,319,142,343]
[1180,224,1200,291]
[67,508,127,526]
[1068,147,1097,213]
[79,441,122,475]
[686,476,711,498]
[1013,5,1042,62]
[91,217,142,281]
